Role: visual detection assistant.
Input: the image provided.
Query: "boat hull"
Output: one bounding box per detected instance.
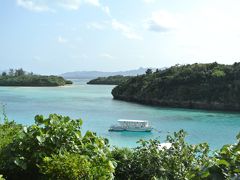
[109,126,152,132]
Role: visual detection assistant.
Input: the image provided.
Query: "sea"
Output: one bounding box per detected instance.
[0,79,239,149]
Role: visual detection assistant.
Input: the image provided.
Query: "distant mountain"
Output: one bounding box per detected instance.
[61,68,156,79]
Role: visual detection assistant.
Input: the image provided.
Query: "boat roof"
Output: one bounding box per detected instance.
[158,143,172,150]
[118,119,148,123]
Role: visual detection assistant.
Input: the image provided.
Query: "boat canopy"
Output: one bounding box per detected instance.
[118,119,148,123]
[117,119,149,128]
[109,119,152,132]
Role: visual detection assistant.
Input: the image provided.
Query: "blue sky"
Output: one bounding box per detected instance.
[1,0,240,74]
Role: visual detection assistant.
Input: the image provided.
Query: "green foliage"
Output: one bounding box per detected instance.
[111,147,133,179]
[112,62,240,111]
[0,120,22,150]
[145,68,153,75]
[14,68,25,76]
[207,133,240,179]
[40,151,115,180]
[40,152,92,179]
[1,72,6,76]
[0,113,239,179]
[87,75,131,85]
[0,114,23,179]
[112,130,240,180]
[0,120,23,178]
[212,69,226,78]
[112,130,213,180]
[0,175,5,180]
[0,114,114,179]
[0,75,72,86]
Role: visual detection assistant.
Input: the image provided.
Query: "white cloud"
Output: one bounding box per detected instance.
[145,10,177,32]
[33,56,41,61]
[84,0,100,7]
[71,54,88,59]
[112,19,142,40]
[174,6,240,63]
[16,0,53,12]
[102,6,110,16]
[57,36,68,43]
[87,22,106,30]
[177,7,240,45]
[85,0,111,16]
[58,0,81,10]
[100,53,115,59]
[143,0,156,4]
[16,0,110,15]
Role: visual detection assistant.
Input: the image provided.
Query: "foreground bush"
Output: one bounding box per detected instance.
[0,119,22,150]
[0,117,23,180]
[112,130,211,179]
[208,135,240,179]
[112,130,240,180]
[0,114,114,179]
[40,151,115,180]
[110,147,133,179]
[40,152,92,179]
[0,114,239,179]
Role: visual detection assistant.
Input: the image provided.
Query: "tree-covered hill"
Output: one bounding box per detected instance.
[112,62,240,111]
[87,75,131,85]
[0,69,72,86]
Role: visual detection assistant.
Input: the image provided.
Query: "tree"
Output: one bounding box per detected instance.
[145,68,152,75]
[1,72,7,76]
[8,69,14,76]
[14,68,25,76]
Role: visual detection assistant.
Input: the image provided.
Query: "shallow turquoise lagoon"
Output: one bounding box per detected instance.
[0,79,239,149]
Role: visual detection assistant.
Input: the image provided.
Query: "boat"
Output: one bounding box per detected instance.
[109,119,152,132]
[158,143,172,150]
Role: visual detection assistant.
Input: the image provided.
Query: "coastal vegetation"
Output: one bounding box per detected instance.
[112,62,240,111]
[87,75,131,85]
[0,68,72,86]
[0,114,239,179]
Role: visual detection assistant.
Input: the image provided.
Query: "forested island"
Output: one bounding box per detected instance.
[87,75,131,85]
[112,62,240,111]
[0,69,72,86]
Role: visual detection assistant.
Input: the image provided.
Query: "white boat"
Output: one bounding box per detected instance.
[158,143,172,150]
[109,119,152,132]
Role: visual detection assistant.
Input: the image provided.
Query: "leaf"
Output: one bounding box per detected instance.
[201,171,210,178]
[14,157,27,170]
[236,132,240,140]
[216,159,230,167]
[36,135,44,144]
[35,115,44,124]
[76,119,83,126]
[23,126,28,133]
[108,161,115,170]
[0,174,5,180]
[233,168,240,173]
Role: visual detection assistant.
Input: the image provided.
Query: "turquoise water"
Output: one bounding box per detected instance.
[0,79,239,149]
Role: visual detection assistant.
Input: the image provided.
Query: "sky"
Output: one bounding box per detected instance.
[1,0,240,74]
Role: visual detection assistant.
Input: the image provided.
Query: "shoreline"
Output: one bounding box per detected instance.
[113,96,240,113]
